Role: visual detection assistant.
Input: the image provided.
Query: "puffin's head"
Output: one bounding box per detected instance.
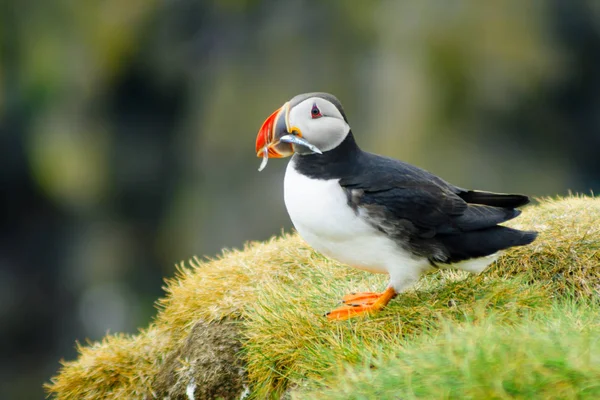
[255,93,350,164]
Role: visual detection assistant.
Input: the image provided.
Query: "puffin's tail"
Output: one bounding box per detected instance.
[440,226,538,264]
[458,190,530,208]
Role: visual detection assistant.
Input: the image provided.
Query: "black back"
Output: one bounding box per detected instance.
[293,132,537,264]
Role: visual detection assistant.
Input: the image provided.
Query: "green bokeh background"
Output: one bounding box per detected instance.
[1,1,599,398]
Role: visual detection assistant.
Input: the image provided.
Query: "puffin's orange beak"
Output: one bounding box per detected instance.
[255,103,294,159]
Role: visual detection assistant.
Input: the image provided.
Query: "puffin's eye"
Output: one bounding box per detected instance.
[311,104,322,119]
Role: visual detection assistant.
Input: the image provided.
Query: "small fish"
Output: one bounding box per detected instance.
[279,134,322,154]
[258,146,269,171]
[257,136,321,172]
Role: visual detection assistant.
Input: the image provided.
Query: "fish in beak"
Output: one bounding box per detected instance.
[255,102,322,171]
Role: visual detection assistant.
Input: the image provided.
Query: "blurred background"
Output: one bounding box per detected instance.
[1,0,600,398]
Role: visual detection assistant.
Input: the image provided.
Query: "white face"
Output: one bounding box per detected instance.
[287,97,350,153]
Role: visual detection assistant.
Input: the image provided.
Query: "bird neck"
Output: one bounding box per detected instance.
[292,130,361,180]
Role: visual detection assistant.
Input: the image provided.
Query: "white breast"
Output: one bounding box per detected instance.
[284,160,415,275]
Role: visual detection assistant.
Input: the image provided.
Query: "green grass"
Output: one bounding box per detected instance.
[242,271,550,398]
[296,298,600,399]
[46,195,600,399]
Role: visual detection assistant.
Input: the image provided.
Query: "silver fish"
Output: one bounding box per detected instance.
[279,134,322,154]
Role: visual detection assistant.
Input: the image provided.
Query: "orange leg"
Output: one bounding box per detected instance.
[327,287,397,320]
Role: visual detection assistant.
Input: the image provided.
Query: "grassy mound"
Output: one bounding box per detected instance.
[299,299,600,399]
[46,195,600,399]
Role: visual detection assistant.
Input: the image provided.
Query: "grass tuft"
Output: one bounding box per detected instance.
[493,195,600,298]
[47,328,168,398]
[46,195,600,399]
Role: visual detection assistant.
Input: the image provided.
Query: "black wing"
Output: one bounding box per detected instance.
[339,152,536,263]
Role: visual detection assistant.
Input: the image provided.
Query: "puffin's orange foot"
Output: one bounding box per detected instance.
[327,287,396,321]
[341,292,380,305]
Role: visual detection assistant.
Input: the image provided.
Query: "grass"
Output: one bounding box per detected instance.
[298,299,600,399]
[46,195,600,399]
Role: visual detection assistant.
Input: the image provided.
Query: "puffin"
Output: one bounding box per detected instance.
[255,92,537,320]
